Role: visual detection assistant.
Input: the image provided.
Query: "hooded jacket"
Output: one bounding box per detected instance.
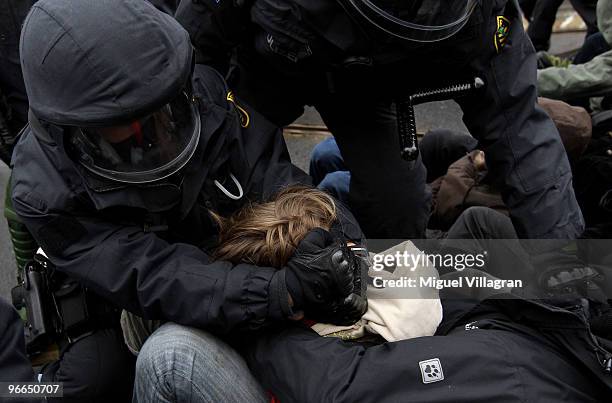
[246,273,612,402]
[538,0,612,104]
[11,0,362,334]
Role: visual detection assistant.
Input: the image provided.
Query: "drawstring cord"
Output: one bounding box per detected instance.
[214,173,244,200]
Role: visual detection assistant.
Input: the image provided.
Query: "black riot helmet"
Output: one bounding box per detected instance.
[337,0,479,42]
[20,0,198,184]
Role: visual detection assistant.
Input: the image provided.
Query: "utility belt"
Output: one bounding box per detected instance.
[12,249,120,355]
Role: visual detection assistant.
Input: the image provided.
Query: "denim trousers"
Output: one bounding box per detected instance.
[133,323,268,403]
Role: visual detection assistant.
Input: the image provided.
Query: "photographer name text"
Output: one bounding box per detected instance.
[372,276,523,290]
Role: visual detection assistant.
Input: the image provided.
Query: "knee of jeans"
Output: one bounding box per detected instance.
[318,171,350,199]
[310,138,342,167]
[319,170,349,186]
[136,324,202,379]
[135,323,259,401]
[136,323,241,383]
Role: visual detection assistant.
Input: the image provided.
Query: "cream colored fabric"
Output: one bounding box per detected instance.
[599,0,612,46]
[313,241,443,342]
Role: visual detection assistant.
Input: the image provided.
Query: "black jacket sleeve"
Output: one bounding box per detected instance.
[11,190,291,334]
[175,0,252,73]
[456,0,583,238]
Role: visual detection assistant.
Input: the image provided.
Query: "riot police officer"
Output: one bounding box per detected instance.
[176,0,584,239]
[11,0,366,401]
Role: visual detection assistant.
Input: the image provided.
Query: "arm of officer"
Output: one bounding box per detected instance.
[175,0,251,73]
[11,196,290,335]
[455,6,583,238]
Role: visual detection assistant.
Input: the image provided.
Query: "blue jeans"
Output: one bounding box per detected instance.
[133,323,268,403]
[309,137,351,206]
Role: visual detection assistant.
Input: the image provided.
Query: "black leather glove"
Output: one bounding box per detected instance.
[320,244,369,325]
[534,251,605,302]
[283,228,368,325]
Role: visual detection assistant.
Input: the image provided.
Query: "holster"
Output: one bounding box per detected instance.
[12,250,120,355]
[11,253,58,355]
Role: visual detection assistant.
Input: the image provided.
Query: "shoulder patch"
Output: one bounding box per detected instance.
[494,16,511,53]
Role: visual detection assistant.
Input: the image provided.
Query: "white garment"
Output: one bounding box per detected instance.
[313,241,443,342]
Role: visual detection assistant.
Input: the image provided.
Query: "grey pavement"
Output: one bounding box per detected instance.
[289,102,467,172]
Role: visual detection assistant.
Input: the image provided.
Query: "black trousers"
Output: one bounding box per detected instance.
[439,206,534,282]
[231,58,431,239]
[41,327,135,403]
[520,0,598,51]
[419,129,479,183]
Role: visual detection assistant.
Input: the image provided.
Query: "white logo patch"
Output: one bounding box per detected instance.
[419,358,444,384]
[465,321,480,331]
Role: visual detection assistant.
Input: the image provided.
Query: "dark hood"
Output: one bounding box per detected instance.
[20,0,193,127]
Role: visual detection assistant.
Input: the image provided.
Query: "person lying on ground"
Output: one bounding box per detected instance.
[133,204,612,402]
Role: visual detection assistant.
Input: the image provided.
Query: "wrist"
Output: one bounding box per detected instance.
[268,269,293,320]
[284,268,304,309]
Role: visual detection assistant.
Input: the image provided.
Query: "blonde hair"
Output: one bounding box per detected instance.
[212,186,337,267]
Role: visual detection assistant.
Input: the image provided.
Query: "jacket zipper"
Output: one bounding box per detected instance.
[568,303,612,374]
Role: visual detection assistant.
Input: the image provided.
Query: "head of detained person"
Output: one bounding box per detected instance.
[20,0,199,184]
[212,186,338,268]
[337,0,478,42]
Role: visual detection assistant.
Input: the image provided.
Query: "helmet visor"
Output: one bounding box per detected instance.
[341,0,479,42]
[71,92,200,184]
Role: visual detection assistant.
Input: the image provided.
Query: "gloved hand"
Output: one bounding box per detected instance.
[534,251,605,302]
[536,51,571,69]
[283,228,368,325]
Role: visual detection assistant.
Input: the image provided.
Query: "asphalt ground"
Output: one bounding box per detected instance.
[0,31,584,302]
